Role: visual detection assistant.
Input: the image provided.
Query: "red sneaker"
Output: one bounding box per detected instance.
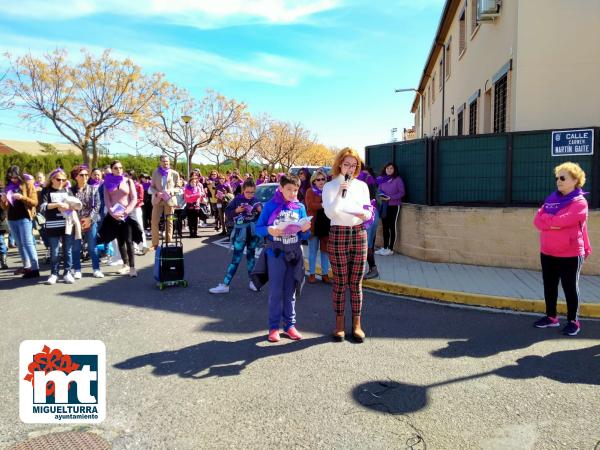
[268,329,280,342]
[285,326,303,340]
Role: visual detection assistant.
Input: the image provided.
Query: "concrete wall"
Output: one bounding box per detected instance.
[377,203,600,275]
[514,0,600,131]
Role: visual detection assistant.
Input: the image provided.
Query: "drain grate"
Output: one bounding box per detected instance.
[11,431,110,450]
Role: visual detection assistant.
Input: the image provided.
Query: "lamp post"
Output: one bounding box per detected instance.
[181,115,192,179]
[395,88,424,138]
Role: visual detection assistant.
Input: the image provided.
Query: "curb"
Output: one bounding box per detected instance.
[305,260,600,319]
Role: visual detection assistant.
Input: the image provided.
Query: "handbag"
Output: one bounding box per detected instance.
[33,212,46,230]
[313,208,331,237]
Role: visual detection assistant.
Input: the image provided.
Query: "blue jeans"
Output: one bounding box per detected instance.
[8,219,39,270]
[73,222,100,271]
[48,234,75,276]
[307,236,329,275]
[267,252,297,331]
[0,233,7,255]
[366,207,379,249]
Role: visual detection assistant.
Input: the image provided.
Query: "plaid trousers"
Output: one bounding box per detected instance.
[328,225,368,316]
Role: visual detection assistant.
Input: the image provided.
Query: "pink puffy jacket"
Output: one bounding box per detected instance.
[533,196,592,258]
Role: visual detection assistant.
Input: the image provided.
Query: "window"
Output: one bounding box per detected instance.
[444,122,449,136]
[446,40,451,78]
[459,10,466,53]
[439,60,443,90]
[493,74,508,133]
[457,110,464,136]
[469,99,478,135]
[431,75,435,102]
[471,0,479,35]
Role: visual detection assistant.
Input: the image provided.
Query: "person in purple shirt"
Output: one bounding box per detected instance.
[376,162,405,256]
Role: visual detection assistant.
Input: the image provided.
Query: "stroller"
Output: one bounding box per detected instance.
[154,214,188,290]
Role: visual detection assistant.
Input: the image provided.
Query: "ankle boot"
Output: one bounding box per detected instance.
[352,316,366,343]
[0,253,7,269]
[332,315,345,342]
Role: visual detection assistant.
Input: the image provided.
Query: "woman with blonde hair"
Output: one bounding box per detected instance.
[305,169,330,283]
[322,148,372,342]
[533,162,591,336]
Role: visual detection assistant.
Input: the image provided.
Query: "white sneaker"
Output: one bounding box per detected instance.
[109,259,124,266]
[74,271,82,279]
[209,283,230,294]
[93,270,105,278]
[118,265,130,275]
[249,281,258,292]
[129,267,138,277]
[63,272,75,284]
[46,274,58,285]
[383,248,394,256]
[375,248,386,255]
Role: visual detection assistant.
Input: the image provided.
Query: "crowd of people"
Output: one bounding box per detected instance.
[0,150,591,338]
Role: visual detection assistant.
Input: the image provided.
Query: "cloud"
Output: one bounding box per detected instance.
[0,0,340,28]
[0,30,329,87]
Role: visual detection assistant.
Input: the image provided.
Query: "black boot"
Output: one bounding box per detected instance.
[0,253,7,269]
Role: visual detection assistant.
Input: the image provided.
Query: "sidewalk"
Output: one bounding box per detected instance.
[310,252,600,318]
[363,253,600,318]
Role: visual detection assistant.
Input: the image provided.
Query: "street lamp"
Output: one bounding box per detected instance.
[395,88,424,138]
[181,115,192,179]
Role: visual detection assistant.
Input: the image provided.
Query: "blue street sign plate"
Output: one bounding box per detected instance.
[551,129,594,156]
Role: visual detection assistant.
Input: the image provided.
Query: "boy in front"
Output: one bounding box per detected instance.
[256,174,311,342]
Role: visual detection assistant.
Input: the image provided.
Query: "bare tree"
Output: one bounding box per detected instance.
[150,85,246,178]
[6,49,165,167]
[215,113,268,170]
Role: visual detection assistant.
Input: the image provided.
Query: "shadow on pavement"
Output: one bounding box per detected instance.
[114,335,330,379]
[353,344,600,415]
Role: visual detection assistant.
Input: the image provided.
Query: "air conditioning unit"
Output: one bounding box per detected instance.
[478,0,502,21]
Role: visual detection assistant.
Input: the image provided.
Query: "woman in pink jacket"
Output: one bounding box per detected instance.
[533,162,591,336]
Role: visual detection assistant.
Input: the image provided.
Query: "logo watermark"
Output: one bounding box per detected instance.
[19,340,106,423]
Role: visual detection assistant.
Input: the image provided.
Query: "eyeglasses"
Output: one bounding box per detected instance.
[314,178,326,182]
[78,173,89,177]
[55,178,67,182]
[555,176,567,182]
[342,163,358,169]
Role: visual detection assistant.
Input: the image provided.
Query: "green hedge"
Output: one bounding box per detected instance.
[0,154,261,181]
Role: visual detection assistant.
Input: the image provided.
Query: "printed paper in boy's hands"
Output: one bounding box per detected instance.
[110,203,126,218]
[274,216,312,234]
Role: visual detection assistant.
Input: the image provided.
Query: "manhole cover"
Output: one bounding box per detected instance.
[11,431,110,450]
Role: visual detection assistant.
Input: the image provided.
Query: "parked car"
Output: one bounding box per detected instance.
[255,182,279,203]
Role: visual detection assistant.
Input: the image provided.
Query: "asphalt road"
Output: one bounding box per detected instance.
[1,229,599,449]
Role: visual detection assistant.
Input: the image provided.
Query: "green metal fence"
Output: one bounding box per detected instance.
[366,127,599,208]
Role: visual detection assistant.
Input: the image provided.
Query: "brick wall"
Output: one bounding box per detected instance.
[377,203,600,275]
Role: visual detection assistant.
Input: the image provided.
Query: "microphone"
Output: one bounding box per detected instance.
[342,173,350,198]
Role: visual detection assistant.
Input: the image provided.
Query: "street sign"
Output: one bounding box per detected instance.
[551,128,594,156]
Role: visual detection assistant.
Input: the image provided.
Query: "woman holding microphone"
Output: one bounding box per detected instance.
[322,148,372,342]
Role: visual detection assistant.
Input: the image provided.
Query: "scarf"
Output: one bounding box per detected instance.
[103,173,123,192]
[357,171,376,186]
[267,190,301,226]
[542,188,585,215]
[311,185,323,195]
[142,181,151,191]
[5,181,20,193]
[157,166,170,177]
[377,175,393,185]
[88,178,102,187]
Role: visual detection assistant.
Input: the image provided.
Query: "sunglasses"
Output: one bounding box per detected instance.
[78,173,89,177]
[555,176,567,182]
[55,178,67,182]
[314,178,326,182]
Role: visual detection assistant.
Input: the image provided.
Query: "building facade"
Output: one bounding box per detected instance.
[412,0,600,137]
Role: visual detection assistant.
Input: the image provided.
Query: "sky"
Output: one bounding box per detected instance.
[0,0,444,162]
